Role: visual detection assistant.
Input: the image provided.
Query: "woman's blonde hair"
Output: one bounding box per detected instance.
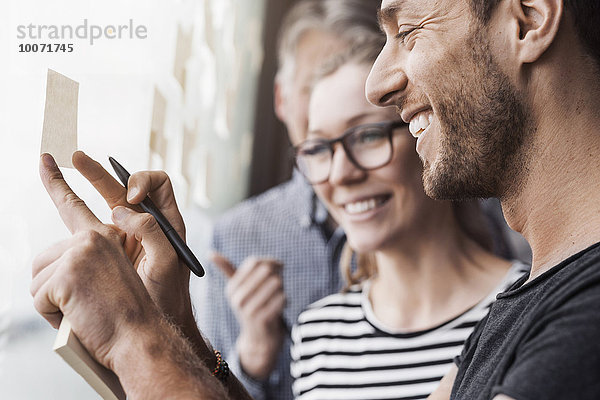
[340,242,376,291]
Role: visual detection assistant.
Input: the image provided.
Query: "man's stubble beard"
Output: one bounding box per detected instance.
[422,25,533,202]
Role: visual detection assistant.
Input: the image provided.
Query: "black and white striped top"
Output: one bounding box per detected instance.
[291,262,529,400]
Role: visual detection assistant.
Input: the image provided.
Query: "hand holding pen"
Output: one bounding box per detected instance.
[34,153,231,399]
[69,151,202,327]
[109,156,204,277]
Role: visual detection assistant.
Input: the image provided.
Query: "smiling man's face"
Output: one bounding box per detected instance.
[366,0,532,201]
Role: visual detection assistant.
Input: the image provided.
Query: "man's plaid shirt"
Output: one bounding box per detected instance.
[201,171,347,400]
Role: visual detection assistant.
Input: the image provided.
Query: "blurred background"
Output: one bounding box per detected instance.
[0,0,300,397]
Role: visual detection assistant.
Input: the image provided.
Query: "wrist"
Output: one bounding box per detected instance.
[109,313,227,399]
[236,328,284,380]
[108,311,166,381]
[146,273,193,325]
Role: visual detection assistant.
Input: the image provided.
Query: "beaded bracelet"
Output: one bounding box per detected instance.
[212,350,230,382]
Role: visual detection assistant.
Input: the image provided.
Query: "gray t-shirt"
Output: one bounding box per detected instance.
[452,242,600,400]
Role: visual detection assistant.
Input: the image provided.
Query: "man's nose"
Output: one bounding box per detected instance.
[366,44,408,108]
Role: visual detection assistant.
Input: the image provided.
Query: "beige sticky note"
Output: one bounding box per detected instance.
[54,318,126,400]
[192,148,212,209]
[181,125,196,182]
[41,69,79,168]
[150,88,167,161]
[174,26,193,89]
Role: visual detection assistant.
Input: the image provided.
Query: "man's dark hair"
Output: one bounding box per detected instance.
[468,0,600,67]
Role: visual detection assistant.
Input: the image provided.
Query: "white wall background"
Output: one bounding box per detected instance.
[0,0,265,398]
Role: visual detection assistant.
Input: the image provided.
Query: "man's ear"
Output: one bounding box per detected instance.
[274,78,287,123]
[513,0,563,63]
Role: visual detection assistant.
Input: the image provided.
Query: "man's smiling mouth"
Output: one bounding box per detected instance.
[409,111,433,138]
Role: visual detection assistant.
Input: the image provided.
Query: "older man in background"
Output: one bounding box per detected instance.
[203,1,383,398]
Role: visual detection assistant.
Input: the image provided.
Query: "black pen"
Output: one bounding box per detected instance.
[109,156,205,277]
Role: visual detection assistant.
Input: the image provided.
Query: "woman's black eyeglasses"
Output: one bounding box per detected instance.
[293,120,406,184]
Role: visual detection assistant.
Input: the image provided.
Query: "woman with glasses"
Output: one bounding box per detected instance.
[289,45,529,400]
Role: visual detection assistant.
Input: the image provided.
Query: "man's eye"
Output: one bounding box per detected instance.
[395,26,419,44]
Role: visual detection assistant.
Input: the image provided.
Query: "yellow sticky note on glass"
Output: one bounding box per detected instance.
[150,88,167,161]
[41,69,79,168]
[174,26,193,89]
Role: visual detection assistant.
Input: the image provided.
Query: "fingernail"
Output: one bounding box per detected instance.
[209,251,222,262]
[112,206,131,222]
[127,187,139,202]
[41,153,57,169]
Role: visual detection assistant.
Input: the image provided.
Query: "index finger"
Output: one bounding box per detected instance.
[40,153,104,233]
[232,256,283,284]
[211,252,236,278]
[72,151,141,212]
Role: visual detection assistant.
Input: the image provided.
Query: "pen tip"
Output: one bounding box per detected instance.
[108,156,121,172]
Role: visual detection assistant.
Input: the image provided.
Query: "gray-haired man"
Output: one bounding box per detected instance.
[203,1,383,398]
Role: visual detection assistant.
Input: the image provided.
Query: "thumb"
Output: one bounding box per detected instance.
[211,252,236,279]
[111,206,178,273]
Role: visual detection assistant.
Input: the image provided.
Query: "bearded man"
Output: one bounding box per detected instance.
[367,0,600,399]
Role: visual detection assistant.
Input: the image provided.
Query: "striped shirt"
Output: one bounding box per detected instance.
[291,262,529,400]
